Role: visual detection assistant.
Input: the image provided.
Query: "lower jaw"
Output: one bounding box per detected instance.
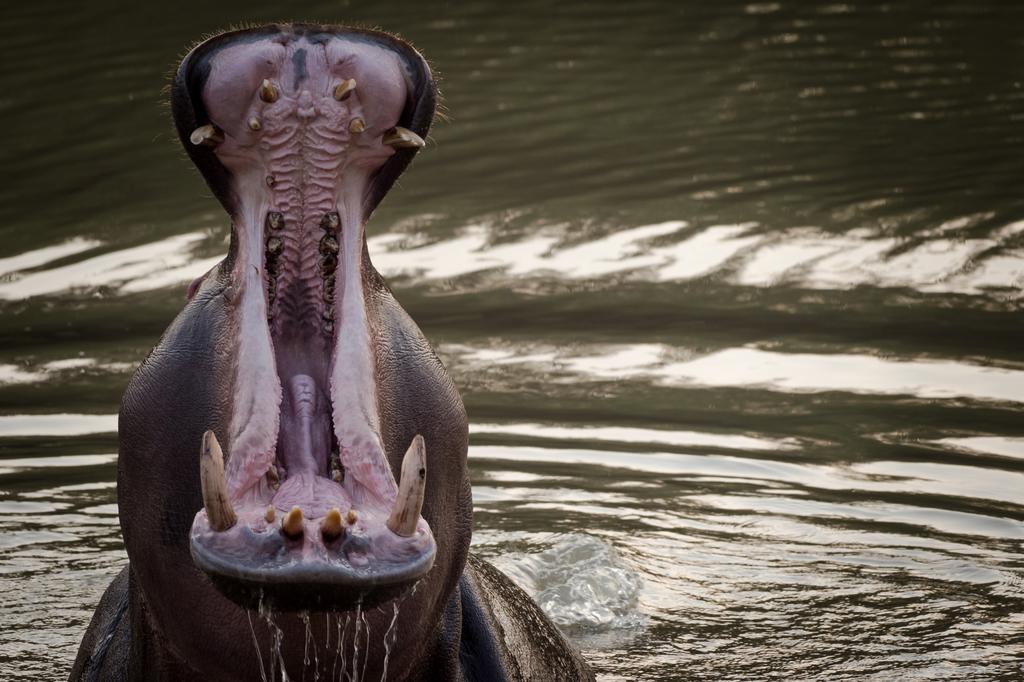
[191,536,436,611]
[189,402,435,611]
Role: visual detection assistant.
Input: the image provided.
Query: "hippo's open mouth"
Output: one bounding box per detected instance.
[182,25,437,610]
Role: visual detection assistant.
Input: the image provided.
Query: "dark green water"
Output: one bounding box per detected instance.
[2,1,1024,679]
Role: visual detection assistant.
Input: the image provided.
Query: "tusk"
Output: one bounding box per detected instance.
[189,124,223,148]
[282,506,304,539]
[386,435,427,537]
[382,126,425,149]
[200,430,236,531]
[259,79,279,103]
[349,117,366,134]
[333,78,357,101]
[321,508,344,541]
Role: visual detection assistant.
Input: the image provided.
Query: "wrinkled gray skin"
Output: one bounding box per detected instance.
[70,24,593,682]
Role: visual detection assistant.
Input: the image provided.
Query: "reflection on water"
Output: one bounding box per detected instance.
[451,342,1024,403]
[5,216,1024,299]
[2,0,1024,680]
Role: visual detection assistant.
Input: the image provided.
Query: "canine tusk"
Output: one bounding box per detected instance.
[386,435,426,537]
[382,126,425,149]
[189,124,223,148]
[259,79,279,103]
[333,78,357,101]
[200,430,236,531]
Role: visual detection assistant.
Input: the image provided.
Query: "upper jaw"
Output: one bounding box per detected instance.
[178,25,437,610]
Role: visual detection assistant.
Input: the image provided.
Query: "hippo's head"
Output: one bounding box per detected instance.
[116,24,470,676]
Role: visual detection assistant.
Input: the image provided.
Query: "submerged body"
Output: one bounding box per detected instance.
[71,24,591,681]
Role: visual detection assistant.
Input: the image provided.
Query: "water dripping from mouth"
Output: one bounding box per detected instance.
[244,591,415,681]
[300,610,321,682]
[360,609,372,682]
[248,608,269,682]
[259,598,288,681]
[379,600,401,682]
[332,613,350,681]
[350,600,364,682]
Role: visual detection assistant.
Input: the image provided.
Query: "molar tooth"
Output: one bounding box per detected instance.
[319,234,339,255]
[382,126,425,149]
[264,505,276,523]
[248,117,261,131]
[321,508,344,541]
[281,506,304,539]
[349,118,366,134]
[320,212,340,231]
[266,236,283,256]
[386,435,427,537]
[266,211,284,230]
[259,79,279,103]
[189,124,223,148]
[200,430,237,531]
[333,78,357,101]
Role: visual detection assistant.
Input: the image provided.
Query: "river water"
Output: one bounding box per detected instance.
[2,1,1023,680]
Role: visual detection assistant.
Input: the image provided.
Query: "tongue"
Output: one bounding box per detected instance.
[278,374,331,477]
[271,474,348,519]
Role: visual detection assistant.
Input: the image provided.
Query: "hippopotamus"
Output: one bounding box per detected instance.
[70,23,593,681]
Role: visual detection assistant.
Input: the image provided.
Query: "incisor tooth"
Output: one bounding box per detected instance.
[259,79,279,103]
[282,506,304,539]
[189,124,223,147]
[346,509,358,525]
[349,118,365,134]
[382,126,425,149]
[386,435,427,537]
[200,430,236,531]
[321,508,343,541]
[333,78,357,101]
[264,505,276,523]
